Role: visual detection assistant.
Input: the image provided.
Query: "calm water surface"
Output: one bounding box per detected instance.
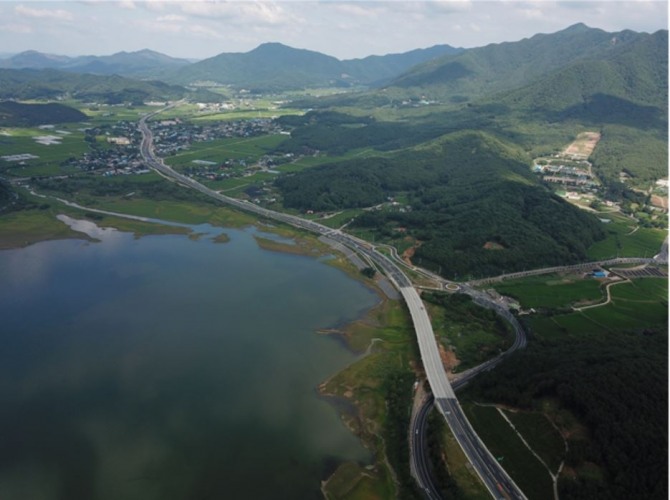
[0,223,378,499]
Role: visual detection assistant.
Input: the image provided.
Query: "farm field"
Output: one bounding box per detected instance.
[586,211,666,259]
[191,108,303,122]
[0,126,89,177]
[165,134,287,168]
[80,104,160,124]
[91,197,256,228]
[527,278,667,339]
[503,410,566,473]
[492,274,604,309]
[462,403,554,500]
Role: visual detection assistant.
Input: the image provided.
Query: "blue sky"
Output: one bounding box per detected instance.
[0,1,667,59]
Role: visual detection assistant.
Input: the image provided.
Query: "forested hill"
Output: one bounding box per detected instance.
[388,24,664,103]
[472,28,669,184]
[167,42,459,90]
[488,29,668,115]
[0,68,218,104]
[340,45,463,86]
[0,101,87,127]
[0,49,191,79]
[276,131,606,279]
[465,324,668,499]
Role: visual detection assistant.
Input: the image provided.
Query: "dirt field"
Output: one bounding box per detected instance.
[563,131,601,157]
[651,194,668,210]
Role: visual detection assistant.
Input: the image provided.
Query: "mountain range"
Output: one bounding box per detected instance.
[386,23,668,108]
[0,68,219,104]
[0,49,192,79]
[166,42,461,89]
[0,43,462,90]
[1,25,666,500]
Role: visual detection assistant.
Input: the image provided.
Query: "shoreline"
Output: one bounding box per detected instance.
[1,205,403,497]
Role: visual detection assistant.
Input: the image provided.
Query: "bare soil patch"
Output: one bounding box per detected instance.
[438,343,460,373]
[651,194,668,210]
[483,241,505,250]
[401,238,421,265]
[563,131,601,157]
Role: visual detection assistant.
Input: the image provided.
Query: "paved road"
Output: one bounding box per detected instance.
[410,283,528,499]
[411,395,442,500]
[654,235,669,263]
[466,257,657,286]
[138,109,525,500]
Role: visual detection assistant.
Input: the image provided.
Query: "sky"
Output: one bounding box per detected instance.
[0,1,667,60]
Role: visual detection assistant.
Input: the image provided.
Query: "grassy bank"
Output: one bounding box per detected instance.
[320,296,420,499]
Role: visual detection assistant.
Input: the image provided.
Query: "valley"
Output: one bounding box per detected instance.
[0,21,667,500]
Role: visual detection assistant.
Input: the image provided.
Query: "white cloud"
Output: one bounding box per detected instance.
[132,18,183,35]
[78,0,137,8]
[0,0,666,60]
[157,14,187,22]
[188,23,224,39]
[330,3,385,18]
[180,1,294,25]
[0,23,33,34]
[14,4,74,21]
[519,6,545,19]
[425,0,474,14]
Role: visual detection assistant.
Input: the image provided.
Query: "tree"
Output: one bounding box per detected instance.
[361,266,377,278]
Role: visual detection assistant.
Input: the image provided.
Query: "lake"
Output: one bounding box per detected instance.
[0,221,379,499]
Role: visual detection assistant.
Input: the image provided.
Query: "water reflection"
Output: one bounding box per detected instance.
[0,225,376,499]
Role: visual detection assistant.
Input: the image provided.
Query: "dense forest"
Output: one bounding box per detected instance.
[276,130,606,278]
[463,328,668,500]
[0,101,87,126]
[296,27,667,188]
[0,68,217,103]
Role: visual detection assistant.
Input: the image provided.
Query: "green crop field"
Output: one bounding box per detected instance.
[0,128,89,177]
[463,403,553,500]
[198,176,254,193]
[82,104,158,125]
[314,209,364,229]
[581,279,668,330]
[92,198,256,227]
[283,147,381,173]
[191,108,303,122]
[587,211,666,259]
[165,134,287,167]
[503,410,566,472]
[527,278,668,340]
[493,274,604,309]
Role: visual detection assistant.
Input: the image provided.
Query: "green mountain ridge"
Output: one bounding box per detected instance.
[0,101,87,127]
[276,130,606,278]
[389,24,659,102]
[0,68,219,104]
[167,42,461,90]
[472,29,669,184]
[0,49,192,79]
[490,30,668,113]
[271,24,666,276]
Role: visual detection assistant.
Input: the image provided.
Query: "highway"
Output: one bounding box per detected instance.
[467,257,657,286]
[411,394,442,500]
[138,108,526,500]
[411,303,527,500]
